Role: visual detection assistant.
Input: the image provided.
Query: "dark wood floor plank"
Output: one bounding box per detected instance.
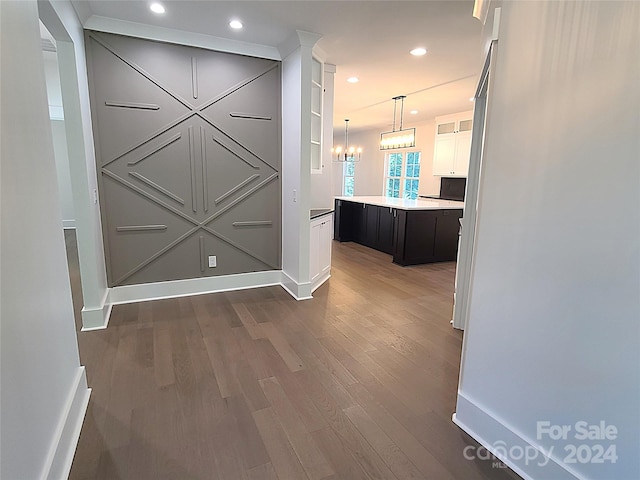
[235,358,271,412]
[256,338,329,433]
[99,326,136,451]
[233,327,275,380]
[343,404,424,480]
[246,462,279,480]
[260,376,335,480]
[151,385,195,480]
[331,315,378,353]
[228,394,272,469]
[393,321,464,368]
[405,410,519,480]
[356,351,432,416]
[347,382,455,480]
[261,321,306,372]
[65,233,521,480]
[310,427,371,480]
[288,331,359,409]
[368,343,458,419]
[202,332,242,398]
[296,369,398,480]
[232,302,265,340]
[209,411,249,480]
[126,407,156,480]
[245,300,277,324]
[153,322,176,387]
[252,407,310,480]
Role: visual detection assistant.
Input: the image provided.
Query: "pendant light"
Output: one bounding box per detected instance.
[332,119,362,162]
[379,95,416,150]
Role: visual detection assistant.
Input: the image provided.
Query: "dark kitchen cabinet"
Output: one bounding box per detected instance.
[377,206,395,254]
[335,200,397,254]
[393,209,463,266]
[334,199,462,266]
[363,204,379,248]
[334,199,355,241]
[434,210,462,259]
[353,202,367,244]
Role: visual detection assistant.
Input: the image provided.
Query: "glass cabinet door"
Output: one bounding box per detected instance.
[437,121,456,135]
[311,57,323,173]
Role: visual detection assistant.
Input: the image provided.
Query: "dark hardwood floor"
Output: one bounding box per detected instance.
[65,231,519,480]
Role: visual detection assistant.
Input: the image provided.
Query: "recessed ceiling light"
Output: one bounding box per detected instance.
[229,20,243,29]
[346,77,359,83]
[149,3,165,14]
[410,47,427,56]
[410,110,418,115]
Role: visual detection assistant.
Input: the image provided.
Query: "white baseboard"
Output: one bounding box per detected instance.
[109,270,283,305]
[81,288,112,331]
[311,271,331,293]
[281,271,313,300]
[43,367,91,480]
[453,392,582,480]
[90,270,319,326]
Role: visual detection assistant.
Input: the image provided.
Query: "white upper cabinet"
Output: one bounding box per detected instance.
[310,56,323,174]
[433,111,473,177]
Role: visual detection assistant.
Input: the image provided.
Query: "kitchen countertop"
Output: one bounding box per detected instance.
[335,196,464,210]
[310,208,334,219]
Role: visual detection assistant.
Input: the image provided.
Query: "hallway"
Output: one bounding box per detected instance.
[66,234,518,479]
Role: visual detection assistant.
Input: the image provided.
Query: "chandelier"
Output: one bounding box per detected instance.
[332,119,362,162]
[379,95,416,150]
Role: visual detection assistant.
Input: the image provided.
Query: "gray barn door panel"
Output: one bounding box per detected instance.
[86,31,281,287]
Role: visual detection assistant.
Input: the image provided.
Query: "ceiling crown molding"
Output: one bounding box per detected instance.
[278,29,322,59]
[84,15,281,60]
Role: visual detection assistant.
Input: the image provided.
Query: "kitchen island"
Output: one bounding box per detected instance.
[334,196,464,266]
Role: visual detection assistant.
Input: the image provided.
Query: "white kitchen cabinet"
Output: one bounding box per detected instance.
[433,112,473,177]
[310,213,332,291]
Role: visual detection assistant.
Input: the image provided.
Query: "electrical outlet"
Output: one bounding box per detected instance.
[208,255,217,268]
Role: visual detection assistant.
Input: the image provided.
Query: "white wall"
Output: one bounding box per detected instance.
[455,2,640,479]
[41,0,111,329]
[43,50,64,120]
[280,31,319,299]
[332,119,441,197]
[43,48,76,228]
[43,47,76,228]
[51,120,76,227]
[281,47,304,292]
[0,1,89,478]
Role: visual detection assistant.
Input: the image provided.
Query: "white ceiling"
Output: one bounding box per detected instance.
[71,0,484,134]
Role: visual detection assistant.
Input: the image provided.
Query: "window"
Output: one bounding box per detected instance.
[384,151,421,199]
[343,158,355,196]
